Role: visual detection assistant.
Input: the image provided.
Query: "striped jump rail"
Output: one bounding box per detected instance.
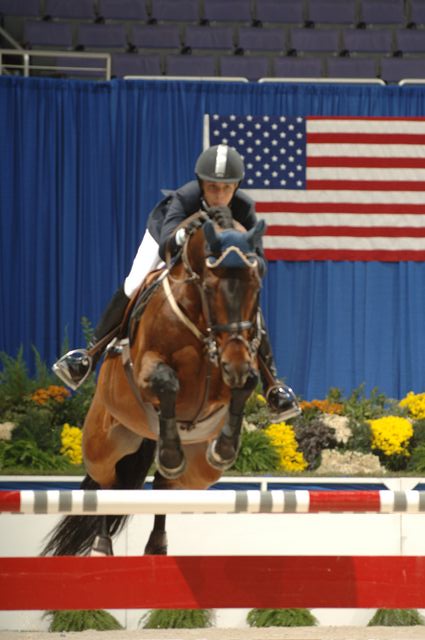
[1,489,425,514]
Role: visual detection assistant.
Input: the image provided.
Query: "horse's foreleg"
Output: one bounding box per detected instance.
[144,472,169,555]
[150,362,185,479]
[207,373,258,470]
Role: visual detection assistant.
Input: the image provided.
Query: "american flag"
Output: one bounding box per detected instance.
[204,114,425,261]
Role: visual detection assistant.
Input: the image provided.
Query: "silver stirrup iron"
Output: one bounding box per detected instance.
[52,349,93,391]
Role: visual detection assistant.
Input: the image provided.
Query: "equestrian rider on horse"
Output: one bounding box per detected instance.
[53,144,300,421]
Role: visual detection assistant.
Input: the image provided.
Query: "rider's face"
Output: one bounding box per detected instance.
[202,181,238,208]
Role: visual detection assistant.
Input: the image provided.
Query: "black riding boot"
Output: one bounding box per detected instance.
[258,318,301,421]
[52,287,130,390]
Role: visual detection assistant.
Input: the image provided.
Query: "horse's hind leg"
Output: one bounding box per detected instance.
[150,362,185,479]
[207,374,258,470]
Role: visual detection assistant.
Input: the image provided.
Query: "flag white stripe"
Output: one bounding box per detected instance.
[257,213,425,228]
[307,144,425,157]
[245,189,425,204]
[307,167,425,180]
[263,236,425,251]
[307,119,425,134]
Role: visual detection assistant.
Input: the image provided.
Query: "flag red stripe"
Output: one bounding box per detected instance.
[308,116,425,122]
[307,133,425,144]
[307,157,425,168]
[266,226,425,238]
[308,180,425,191]
[255,202,425,214]
[265,249,425,261]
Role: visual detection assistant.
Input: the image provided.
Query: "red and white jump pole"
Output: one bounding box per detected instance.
[2,489,425,611]
[1,489,425,514]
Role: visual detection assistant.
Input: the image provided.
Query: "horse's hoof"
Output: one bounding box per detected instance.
[155,447,186,479]
[90,534,114,557]
[206,438,237,471]
[144,530,168,555]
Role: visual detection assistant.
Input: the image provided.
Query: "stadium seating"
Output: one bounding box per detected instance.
[1,0,425,83]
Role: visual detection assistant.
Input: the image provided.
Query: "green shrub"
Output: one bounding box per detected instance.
[247,608,317,627]
[368,609,425,626]
[342,384,402,421]
[407,443,425,472]
[44,610,122,631]
[141,609,213,629]
[0,440,70,472]
[12,407,62,454]
[232,428,280,473]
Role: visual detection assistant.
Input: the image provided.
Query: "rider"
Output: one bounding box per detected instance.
[53,144,300,421]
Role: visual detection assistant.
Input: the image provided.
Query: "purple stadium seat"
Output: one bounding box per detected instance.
[237,26,286,53]
[23,19,74,48]
[203,0,253,24]
[342,29,393,54]
[165,53,217,76]
[97,0,147,21]
[150,0,200,23]
[410,0,425,27]
[380,57,425,83]
[395,28,425,54]
[255,0,305,26]
[112,52,162,77]
[0,0,40,17]
[273,55,323,77]
[131,24,181,49]
[44,0,95,20]
[184,25,234,51]
[77,23,127,49]
[220,54,270,80]
[308,0,357,25]
[327,56,378,78]
[360,0,405,26]
[290,27,340,53]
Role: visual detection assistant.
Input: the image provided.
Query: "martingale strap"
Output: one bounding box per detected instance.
[162,275,205,342]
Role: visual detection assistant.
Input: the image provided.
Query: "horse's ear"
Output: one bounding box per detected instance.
[245,219,266,249]
[203,220,222,254]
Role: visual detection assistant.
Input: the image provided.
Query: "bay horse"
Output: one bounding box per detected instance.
[42,209,266,557]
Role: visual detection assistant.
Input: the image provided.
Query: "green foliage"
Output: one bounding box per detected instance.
[247,608,317,627]
[292,417,337,469]
[44,610,122,632]
[12,407,62,453]
[244,388,272,429]
[141,609,213,629]
[407,443,425,472]
[341,384,402,421]
[231,428,280,473]
[367,609,425,626]
[345,419,373,453]
[0,348,35,417]
[0,440,71,472]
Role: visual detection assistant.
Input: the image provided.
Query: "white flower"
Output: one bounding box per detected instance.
[321,413,351,444]
[316,449,385,475]
[0,422,15,441]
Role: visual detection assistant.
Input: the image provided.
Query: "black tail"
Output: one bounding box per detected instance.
[40,438,156,556]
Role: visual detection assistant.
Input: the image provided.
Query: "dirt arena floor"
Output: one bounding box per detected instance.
[2,628,425,640]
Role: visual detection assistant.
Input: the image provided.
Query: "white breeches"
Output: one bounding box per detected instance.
[123,229,164,298]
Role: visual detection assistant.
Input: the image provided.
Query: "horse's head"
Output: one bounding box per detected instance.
[181,210,266,389]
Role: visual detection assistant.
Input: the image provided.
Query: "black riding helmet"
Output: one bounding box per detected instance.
[195,144,245,184]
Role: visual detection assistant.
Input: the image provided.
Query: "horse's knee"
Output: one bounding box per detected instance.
[150,362,179,400]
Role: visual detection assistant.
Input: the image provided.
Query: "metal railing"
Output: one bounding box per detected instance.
[0,48,111,80]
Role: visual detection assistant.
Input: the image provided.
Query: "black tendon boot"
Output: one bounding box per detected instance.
[52,287,130,390]
[258,321,301,421]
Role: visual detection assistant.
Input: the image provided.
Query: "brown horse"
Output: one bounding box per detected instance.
[42,210,266,557]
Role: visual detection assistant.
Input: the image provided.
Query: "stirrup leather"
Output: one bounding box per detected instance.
[52,349,93,391]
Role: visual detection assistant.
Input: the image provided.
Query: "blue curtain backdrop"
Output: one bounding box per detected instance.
[1,76,425,400]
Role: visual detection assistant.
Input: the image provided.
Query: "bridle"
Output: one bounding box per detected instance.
[163,219,263,368]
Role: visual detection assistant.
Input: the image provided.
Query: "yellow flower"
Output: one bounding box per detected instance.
[256,393,267,405]
[264,422,308,472]
[369,415,413,458]
[60,423,83,465]
[400,391,425,420]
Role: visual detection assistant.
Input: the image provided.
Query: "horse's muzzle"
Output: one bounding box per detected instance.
[221,360,253,388]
